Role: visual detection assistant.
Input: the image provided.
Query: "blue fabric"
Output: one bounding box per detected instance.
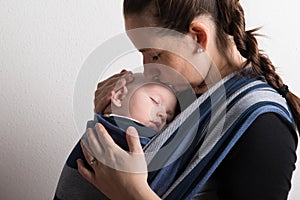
[66,115,155,170]
[143,74,296,199]
[54,72,296,200]
[54,115,157,200]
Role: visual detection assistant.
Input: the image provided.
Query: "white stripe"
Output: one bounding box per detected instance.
[145,80,265,169]
[143,73,234,159]
[163,88,290,197]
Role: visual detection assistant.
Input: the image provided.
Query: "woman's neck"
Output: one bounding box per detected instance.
[195,42,246,95]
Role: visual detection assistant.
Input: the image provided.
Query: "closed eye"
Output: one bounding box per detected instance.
[152,55,159,61]
[152,53,161,61]
[150,97,160,105]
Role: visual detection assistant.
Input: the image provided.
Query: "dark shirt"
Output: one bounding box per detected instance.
[197,113,297,200]
[55,113,297,200]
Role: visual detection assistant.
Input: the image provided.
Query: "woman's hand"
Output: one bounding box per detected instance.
[77,124,160,200]
[94,70,134,113]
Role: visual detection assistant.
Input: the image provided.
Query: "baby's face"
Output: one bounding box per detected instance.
[129,83,177,131]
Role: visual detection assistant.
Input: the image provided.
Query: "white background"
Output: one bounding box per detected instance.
[0,0,299,199]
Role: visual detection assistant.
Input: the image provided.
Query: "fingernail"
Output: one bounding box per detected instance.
[76,160,82,168]
[94,123,103,133]
[80,140,85,149]
[127,126,137,136]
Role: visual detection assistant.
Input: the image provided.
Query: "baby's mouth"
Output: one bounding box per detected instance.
[149,121,162,131]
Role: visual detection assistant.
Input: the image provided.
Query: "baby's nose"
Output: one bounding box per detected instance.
[157,108,167,121]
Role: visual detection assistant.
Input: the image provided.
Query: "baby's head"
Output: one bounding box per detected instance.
[104,73,177,131]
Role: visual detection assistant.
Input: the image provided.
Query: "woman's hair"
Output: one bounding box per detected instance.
[123,0,300,133]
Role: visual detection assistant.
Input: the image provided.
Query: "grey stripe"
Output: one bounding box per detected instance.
[163,87,290,197]
[195,90,287,168]
[143,73,234,161]
[202,82,288,154]
[144,79,263,167]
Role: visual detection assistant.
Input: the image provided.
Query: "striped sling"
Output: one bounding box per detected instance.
[54,72,296,200]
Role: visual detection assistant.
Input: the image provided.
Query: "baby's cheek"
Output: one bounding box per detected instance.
[130,104,150,123]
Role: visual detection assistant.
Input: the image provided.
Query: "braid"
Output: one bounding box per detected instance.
[223,0,300,132]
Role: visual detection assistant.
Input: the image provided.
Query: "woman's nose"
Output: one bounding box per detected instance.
[143,64,161,80]
[142,50,159,64]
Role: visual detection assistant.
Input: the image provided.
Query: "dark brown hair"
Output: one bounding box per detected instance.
[123,0,300,133]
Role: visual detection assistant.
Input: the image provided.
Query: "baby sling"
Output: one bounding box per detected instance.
[54,72,296,200]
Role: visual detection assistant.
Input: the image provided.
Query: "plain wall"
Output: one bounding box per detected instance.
[0,0,299,199]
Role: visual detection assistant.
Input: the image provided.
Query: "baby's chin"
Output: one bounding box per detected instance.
[147,121,165,132]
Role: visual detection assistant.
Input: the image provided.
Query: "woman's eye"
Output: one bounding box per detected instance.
[152,53,161,61]
[152,55,159,61]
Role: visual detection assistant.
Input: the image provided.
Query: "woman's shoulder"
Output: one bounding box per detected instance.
[227,112,297,160]
[247,112,298,146]
[215,112,298,199]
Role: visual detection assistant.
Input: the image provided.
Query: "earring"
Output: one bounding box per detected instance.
[197,47,204,53]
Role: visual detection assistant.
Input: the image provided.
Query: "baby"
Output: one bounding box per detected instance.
[88,73,178,150]
[102,73,177,132]
[54,73,186,200]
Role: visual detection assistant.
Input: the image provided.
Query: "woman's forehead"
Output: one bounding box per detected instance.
[125,28,192,59]
[125,13,158,30]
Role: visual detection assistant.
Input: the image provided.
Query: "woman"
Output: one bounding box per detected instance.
[77,0,300,199]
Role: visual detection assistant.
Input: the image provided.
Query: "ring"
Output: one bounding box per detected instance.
[90,157,97,166]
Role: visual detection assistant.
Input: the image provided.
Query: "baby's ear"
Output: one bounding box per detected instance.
[111,85,128,107]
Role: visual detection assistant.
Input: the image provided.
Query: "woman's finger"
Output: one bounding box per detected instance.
[97,71,132,92]
[94,123,124,162]
[113,71,133,92]
[126,126,143,154]
[95,123,117,145]
[94,70,134,113]
[77,159,96,185]
[80,140,98,166]
[96,70,129,91]
[84,128,103,159]
[122,71,134,83]
[120,69,127,73]
[94,73,127,113]
[96,70,127,89]
[114,78,126,91]
[125,126,147,173]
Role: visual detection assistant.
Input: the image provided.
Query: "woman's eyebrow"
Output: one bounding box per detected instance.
[138,48,149,53]
[138,48,156,53]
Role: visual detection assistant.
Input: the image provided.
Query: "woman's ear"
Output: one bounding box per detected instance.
[188,22,209,51]
[111,86,128,108]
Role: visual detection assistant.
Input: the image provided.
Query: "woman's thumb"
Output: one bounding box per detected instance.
[126,126,143,154]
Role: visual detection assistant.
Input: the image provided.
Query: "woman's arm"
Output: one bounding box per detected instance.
[216,113,297,200]
[77,124,160,200]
